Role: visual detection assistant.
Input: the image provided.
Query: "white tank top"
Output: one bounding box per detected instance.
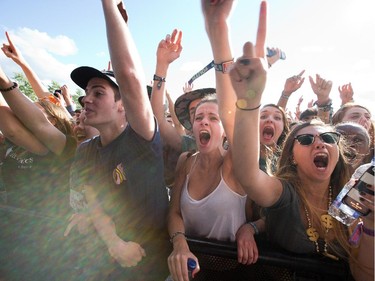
[180,172,247,242]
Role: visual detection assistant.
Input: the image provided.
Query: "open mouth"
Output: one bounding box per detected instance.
[344,147,356,162]
[313,153,328,169]
[262,127,274,141]
[199,130,211,145]
[76,132,87,142]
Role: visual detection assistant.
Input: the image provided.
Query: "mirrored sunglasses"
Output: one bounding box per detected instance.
[294,132,340,146]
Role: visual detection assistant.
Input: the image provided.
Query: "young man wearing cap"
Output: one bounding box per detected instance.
[68,1,169,280]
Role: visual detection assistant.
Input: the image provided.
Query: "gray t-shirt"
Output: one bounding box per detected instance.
[264,181,345,257]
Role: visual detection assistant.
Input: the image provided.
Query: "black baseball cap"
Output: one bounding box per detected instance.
[71,66,118,90]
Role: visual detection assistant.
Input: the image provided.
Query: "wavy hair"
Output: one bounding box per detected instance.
[275,119,353,259]
[37,99,74,136]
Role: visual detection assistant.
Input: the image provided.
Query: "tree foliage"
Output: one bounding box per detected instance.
[11,72,83,108]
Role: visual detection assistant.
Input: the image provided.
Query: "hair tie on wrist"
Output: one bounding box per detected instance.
[236,100,261,111]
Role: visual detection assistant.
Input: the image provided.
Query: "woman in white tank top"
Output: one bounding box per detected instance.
[166,2,267,280]
[167,96,265,280]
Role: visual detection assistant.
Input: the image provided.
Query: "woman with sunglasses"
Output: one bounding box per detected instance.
[229,9,374,281]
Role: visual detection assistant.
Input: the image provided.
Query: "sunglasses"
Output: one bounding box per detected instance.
[294,132,340,146]
[39,94,61,106]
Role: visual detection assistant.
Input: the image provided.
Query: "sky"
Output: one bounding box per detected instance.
[1,0,374,116]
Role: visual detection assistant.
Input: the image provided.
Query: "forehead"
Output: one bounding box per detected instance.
[260,106,282,115]
[297,125,330,135]
[195,102,218,114]
[344,107,370,117]
[86,77,113,92]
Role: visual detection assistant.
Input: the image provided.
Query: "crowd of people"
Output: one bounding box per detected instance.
[0,1,373,281]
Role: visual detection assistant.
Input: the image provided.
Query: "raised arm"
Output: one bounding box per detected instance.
[150,29,184,151]
[1,32,51,99]
[0,97,48,155]
[201,0,237,144]
[277,70,305,110]
[230,1,282,208]
[308,73,333,124]
[0,65,67,155]
[101,0,154,140]
[166,90,185,136]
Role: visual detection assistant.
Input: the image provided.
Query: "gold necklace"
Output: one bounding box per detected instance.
[304,186,338,260]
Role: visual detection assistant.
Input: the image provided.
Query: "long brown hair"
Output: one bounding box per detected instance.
[275,120,353,259]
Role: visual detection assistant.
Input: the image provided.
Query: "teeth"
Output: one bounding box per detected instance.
[315,153,327,157]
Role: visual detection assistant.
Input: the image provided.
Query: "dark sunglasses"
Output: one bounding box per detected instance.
[294,132,340,146]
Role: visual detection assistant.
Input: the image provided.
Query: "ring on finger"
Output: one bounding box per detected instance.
[239,58,251,66]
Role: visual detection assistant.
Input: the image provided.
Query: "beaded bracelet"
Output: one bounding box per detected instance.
[0,82,18,92]
[169,231,186,243]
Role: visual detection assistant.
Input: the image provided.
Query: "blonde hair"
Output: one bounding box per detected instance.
[37,99,74,136]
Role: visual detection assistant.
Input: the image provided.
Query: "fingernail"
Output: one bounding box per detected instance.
[239,59,250,66]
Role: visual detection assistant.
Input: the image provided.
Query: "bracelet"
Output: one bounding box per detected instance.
[281,93,289,99]
[362,225,375,236]
[153,74,166,90]
[214,59,234,74]
[314,99,332,112]
[169,231,186,243]
[0,82,18,92]
[236,100,261,111]
[247,222,259,235]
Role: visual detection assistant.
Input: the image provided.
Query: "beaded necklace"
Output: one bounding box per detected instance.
[304,186,338,260]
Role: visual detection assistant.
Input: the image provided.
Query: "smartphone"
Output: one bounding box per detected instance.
[266,47,286,60]
[54,89,61,97]
[343,166,374,216]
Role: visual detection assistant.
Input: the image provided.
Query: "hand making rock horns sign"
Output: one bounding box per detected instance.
[229,1,268,109]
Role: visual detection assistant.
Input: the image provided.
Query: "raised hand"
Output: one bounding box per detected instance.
[308,74,332,105]
[229,1,267,106]
[1,32,26,65]
[282,70,305,97]
[156,29,183,66]
[295,96,303,120]
[182,82,193,94]
[338,82,354,105]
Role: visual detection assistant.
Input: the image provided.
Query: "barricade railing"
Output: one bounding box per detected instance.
[187,236,353,281]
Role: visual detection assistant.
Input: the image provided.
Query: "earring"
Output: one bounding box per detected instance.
[222,137,229,150]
